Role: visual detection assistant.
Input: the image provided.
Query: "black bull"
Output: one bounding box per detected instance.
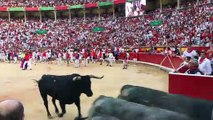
[35,74,104,119]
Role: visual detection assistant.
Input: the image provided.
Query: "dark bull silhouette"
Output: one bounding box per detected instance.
[35,74,104,119]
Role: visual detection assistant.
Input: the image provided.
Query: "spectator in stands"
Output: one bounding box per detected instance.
[198,50,212,75]
[149,46,157,54]
[185,59,203,75]
[173,46,181,56]
[182,45,198,59]
[0,1,212,65]
[164,47,173,56]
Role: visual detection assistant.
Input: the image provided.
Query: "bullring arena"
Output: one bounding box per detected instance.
[0,0,212,119]
[0,62,168,120]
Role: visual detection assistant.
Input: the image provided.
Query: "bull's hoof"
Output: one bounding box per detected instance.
[48,115,53,119]
[58,113,64,117]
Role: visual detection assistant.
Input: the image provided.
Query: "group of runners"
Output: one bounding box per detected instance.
[0,47,136,70]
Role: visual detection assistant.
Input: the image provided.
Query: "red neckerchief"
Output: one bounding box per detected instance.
[199,58,205,64]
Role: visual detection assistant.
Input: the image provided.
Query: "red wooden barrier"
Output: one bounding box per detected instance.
[169,73,213,100]
[118,50,213,101]
[119,52,183,69]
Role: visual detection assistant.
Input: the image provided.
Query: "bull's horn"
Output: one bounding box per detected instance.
[73,76,81,81]
[89,75,104,79]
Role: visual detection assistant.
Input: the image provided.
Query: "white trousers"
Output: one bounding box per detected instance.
[58,58,62,65]
[84,58,89,66]
[28,59,32,69]
[75,59,80,68]
[22,61,28,69]
[14,57,18,64]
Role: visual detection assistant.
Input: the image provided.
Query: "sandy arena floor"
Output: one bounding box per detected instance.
[0,61,168,120]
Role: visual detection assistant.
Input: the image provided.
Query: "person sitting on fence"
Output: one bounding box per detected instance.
[185,59,203,75]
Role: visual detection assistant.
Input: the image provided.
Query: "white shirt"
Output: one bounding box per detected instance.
[108,53,114,59]
[182,50,197,58]
[198,58,212,75]
[47,52,51,58]
[58,53,62,58]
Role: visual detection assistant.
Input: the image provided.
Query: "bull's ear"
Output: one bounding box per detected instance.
[73,76,81,81]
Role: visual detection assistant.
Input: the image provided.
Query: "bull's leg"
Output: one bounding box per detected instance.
[41,93,52,119]
[74,98,82,119]
[52,98,59,114]
[58,102,66,117]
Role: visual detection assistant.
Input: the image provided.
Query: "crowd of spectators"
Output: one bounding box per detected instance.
[0,0,210,7]
[176,45,212,75]
[0,3,212,52]
[0,1,212,71]
[0,0,112,7]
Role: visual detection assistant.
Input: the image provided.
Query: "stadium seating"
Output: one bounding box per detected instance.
[0,1,212,54]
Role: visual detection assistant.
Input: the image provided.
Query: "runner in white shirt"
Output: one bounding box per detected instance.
[46,50,52,64]
[57,51,62,65]
[107,52,114,67]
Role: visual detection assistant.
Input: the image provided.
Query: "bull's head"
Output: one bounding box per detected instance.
[73,75,104,97]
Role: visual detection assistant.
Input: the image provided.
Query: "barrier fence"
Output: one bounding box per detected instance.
[169,73,213,101]
[119,50,213,101]
[119,52,183,69]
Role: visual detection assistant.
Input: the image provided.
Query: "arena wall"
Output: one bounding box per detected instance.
[169,73,213,101]
[121,50,213,101]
